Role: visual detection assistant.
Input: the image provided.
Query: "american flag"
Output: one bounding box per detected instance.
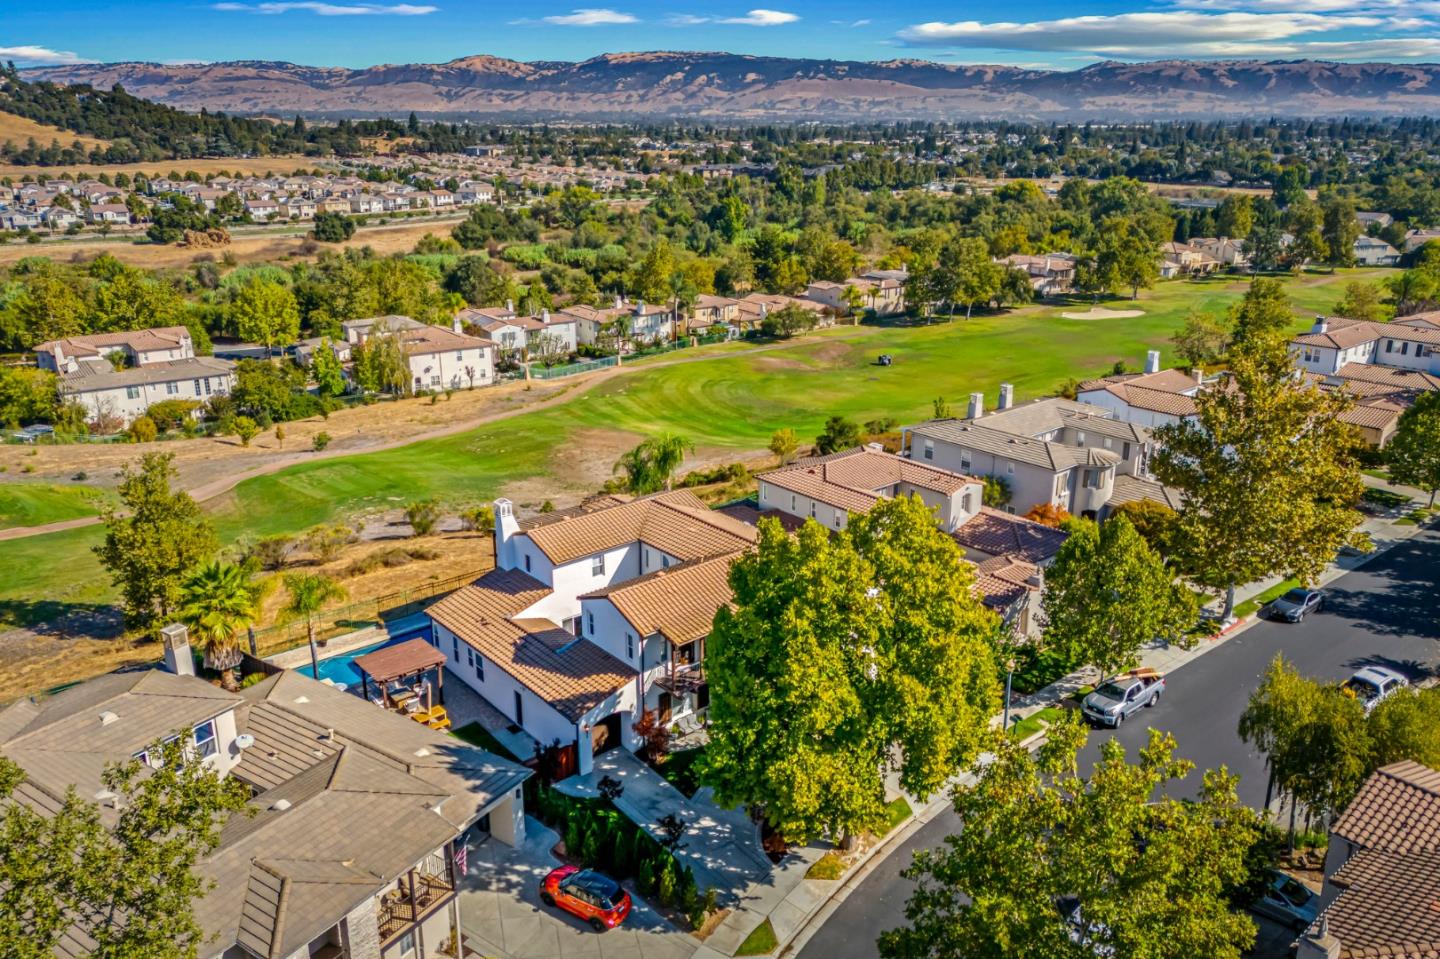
[455,840,469,878]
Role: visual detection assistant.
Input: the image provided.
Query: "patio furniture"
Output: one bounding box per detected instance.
[353,637,447,713]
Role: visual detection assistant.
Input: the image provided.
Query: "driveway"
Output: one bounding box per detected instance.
[459,817,698,959]
[556,750,770,902]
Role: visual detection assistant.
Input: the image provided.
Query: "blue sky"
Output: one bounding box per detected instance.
[4,0,1440,70]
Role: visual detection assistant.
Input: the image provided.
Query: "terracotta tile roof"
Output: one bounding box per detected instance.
[1079,380,1199,417]
[1078,368,1198,395]
[580,554,734,645]
[34,325,191,358]
[396,324,494,356]
[761,446,976,514]
[1310,847,1440,959]
[971,554,1041,611]
[1333,363,1440,393]
[1294,318,1440,350]
[1338,399,1408,431]
[427,568,636,721]
[520,489,755,566]
[714,503,806,532]
[952,508,1069,563]
[1332,761,1440,854]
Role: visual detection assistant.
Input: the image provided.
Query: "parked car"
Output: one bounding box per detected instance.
[540,866,632,931]
[1081,669,1166,728]
[10,424,54,443]
[1249,870,1319,931]
[1342,666,1410,715]
[1266,587,1324,623]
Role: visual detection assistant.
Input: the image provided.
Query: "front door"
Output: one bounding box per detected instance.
[658,691,673,725]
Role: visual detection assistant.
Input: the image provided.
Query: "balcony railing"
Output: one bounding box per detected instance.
[377,869,454,945]
[653,661,705,695]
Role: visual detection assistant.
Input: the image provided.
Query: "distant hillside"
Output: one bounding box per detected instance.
[0,109,109,152]
[23,54,1440,121]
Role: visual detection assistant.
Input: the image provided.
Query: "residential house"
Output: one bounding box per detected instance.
[1353,235,1401,267]
[457,181,496,205]
[904,389,1161,520]
[350,195,386,215]
[686,294,742,334]
[999,253,1078,297]
[756,444,984,534]
[1159,242,1220,277]
[427,491,757,775]
[87,203,132,225]
[0,642,530,959]
[456,308,578,360]
[59,356,236,426]
[1295,760,1440,959]
[952,509,1069,636]
[396,319,498,392]
[341,314,429,346]
[1355,211,1393,231]
[1291,315,1440,377]
[1076,351,1205,430]
[35,326,196,373]
[1403,228,1440,253]
[806,274,904,316]
[1190,236,1250,269]
[564,298,675,349]
[280,197,318,220]
[244,198,281,220]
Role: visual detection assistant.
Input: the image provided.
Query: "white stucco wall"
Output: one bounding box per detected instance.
[406,346,494,392]
[64,371,234,426]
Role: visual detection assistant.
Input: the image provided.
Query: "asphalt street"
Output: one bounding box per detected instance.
[795,524,1440,959]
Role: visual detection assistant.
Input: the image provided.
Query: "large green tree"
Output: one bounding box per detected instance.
[95,453,218,628]
[1385,391,1440,507]
[703,497,998,843]
[879,722,1258,959]
[0,736,249,959]
[1041,515,1197,684]
[1153,285,1366,618]
[179,560,261,691]
[230,277,300,357]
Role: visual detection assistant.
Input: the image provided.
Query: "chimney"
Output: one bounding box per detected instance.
[541,309,550,324]
[505,298,514,314]
[998,383,1015,411]
[160,623,195,677]
[1295,918,1340,959]
[1313,315,1329,334]
[614,295,624,310]
[1193,367,1204,386]
[452,315,463,334]
[967,391,985,420]
[493,498,520,570]
[1145,350,1161,374]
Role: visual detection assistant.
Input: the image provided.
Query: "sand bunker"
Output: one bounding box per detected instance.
[1061,307,1146,320]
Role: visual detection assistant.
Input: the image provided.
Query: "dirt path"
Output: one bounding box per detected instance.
[0,329,885,541]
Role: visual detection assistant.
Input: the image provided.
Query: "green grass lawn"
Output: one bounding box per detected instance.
[1008,705,1067,741]
[451,722,524,761]
[805,851,846,880]
[881,796,913,835]
[736,918,778,957]
[0,483,108,530]
[1234,577,1302,620]
[0,268,1385,631]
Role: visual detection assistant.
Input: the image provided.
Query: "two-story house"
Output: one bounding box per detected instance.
[426,491,756,776]
[1076,351,1205,430]
[904,389,1163,520]
[0,631,530,959]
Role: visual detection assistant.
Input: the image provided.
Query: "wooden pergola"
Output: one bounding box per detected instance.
[354,638,447,711]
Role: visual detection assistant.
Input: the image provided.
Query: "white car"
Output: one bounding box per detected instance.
[1342,666,1409,715]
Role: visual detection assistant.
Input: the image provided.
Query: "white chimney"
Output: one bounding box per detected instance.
[1145,350,1161,374]
[614,295,624,310]
[1193,368,1204,386]
[160,623,195,677]
[505,298,514,313]
[452,315,463,334]
[1313,315,1329,334]
[967,391,985,420]
[493,498,520,570]
[998,383,1015,411]
[541,309,550,324]
[1295,917,1340,959]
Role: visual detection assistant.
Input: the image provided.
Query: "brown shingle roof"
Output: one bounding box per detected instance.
[951,508,1069,563]
[580,554,734,645]
[759,446,976,515]
[1311,847,1440,959]
[1110,473,1185,511]
[520,489,755,566]
[1334,362,1440,393]
[1332,760,1440,855]
[427,568,636,721]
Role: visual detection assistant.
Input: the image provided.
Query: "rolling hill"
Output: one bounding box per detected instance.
[23,54,1440,121]
[0,109,109,151]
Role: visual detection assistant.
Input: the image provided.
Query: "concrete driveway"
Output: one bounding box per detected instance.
[459,817,699,959]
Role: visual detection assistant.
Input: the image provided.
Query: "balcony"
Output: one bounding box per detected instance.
[653,661,705,696]
[377,861,455,946]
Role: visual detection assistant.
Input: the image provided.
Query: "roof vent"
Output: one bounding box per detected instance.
[272,799,292,812]
[414,747,431,757]
[234,734,256,750]
[98,710,118,726]
[293,696,309,704]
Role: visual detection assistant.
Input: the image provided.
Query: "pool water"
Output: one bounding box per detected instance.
[308,632,426,688]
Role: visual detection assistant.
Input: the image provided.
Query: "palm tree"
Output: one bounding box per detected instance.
[646,432,693,491]
[282,573,347,680]
[180,561,260,691]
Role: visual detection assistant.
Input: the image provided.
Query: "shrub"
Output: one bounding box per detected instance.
[245,533,295,571]
[305,523,357,563]
[657,857,677,907]
[145,398,201,432]
[312,211,356,243]
[581,825,602,866]
[565,817,583,858]
[312,431,332,452]
[126,416,157,443]
[405,498,442,536]
[232,415,260,446]
[462,505,495,533]
[637,858,656,897]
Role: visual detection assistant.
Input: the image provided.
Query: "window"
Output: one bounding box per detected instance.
[456,351,465,361]
[1006,462,1015,475]
[1401,342,1410,356]
[466,648,474,667]
[203,378,212,395]
[809,501,817,518]
[1386,339,1395,353]
[513,691,524,726]
[962,492,974,514]
[626,633,635,659]
[662,555,671,569]
[922,439,934,460]
[192,720,217,759]
[592,554,605,576]
[1077,431,1086,444]
[524,554,532,573]
[398,930,416,957]
[960,451,972,472]
[587,611,595,635]
[193,379,202,397]
[1103,436,1112,449]
[475,656,484,682]
[452,635,459,660]
[790,494,797,511]
[166,381,179,395]
[1085,470,1104,489]
[126,386,141,400]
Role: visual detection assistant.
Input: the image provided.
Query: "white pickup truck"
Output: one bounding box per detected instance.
[1081,669,1166,727]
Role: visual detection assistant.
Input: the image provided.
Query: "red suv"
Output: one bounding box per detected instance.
[540,866,632,931]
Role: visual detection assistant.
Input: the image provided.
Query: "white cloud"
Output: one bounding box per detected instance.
[665,13,710,24]
[1178,0,1440,12]
[0,44,94,65]
[896,11,1399,56]
[539,7,637,24]
[719,9,799,25]
[830,18,871,26]
[212,2,437,15]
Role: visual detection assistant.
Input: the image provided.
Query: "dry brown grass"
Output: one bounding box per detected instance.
[0,110,109,152]
[0,154,317,179]
[0,215,468,269]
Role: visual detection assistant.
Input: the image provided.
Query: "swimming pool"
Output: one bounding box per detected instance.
[308,631,427,688]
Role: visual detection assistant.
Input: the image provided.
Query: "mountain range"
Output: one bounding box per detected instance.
[24,54,1440,121]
